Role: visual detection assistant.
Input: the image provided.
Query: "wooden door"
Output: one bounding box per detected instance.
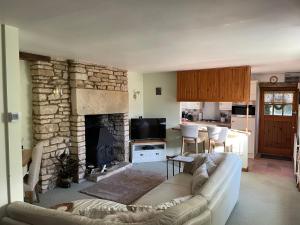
[259,86,298,158]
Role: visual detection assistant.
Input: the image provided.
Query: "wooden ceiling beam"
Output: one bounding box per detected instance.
[19,51,51,62]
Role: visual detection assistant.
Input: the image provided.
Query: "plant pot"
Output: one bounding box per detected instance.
[59,177,73,188]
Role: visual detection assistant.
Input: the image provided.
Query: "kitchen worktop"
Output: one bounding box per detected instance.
[174,121,251,135]
[181,120,231,128]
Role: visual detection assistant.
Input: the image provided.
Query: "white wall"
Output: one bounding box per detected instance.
[20,60,32,149]
[143,72,181,155]
[252,73,285,82]
[143,72,180,128]
[128,71,143,118]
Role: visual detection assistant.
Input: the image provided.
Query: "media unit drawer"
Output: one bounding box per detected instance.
[132,149,166,163]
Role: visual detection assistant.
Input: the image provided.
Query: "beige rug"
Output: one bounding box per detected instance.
[80,168,165,204]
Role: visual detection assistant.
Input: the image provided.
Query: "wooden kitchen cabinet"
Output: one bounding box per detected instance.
[177,66,251,102]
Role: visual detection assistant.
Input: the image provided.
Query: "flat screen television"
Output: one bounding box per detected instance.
[130,118,166,140]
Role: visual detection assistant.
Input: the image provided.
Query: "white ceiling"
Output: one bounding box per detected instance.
[0,0,300,73]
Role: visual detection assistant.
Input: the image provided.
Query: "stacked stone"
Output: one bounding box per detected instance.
[86,114,130,162]
[31,59,129,191]
[69,61,128,92]
[70,115,86,182]
[68,62,129,182]
[113,113,130,162]
[31,60,71,192]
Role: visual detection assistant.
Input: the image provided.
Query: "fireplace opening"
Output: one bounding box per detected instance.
[85,115,118,168]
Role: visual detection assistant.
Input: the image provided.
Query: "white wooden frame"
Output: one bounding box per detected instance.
[293,133,300,189]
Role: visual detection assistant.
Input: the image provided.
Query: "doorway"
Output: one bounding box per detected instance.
[258,85,298,159]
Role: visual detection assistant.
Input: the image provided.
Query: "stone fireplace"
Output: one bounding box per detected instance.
[85,114,128,168]
[31,59,129,192]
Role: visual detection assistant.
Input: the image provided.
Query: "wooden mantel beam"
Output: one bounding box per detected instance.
[19,51,51,62]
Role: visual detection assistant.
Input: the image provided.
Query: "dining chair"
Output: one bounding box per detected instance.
[24,141,45,203]
[207,126,229,153]
[180,124,205,154]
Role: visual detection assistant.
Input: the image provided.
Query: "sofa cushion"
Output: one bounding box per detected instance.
[104,196,208,225]
[155,195,193,210]
[71,199,128,215]
[208,153,226,165]
[191,163,209,195]
[103,210,160,223]
[183,154,206,174]
[157,196,208,225]
[199,154,240,202]
[164,172,193,188]
[6,201,165,225]
[134,181,191,206]
[183,153,226,175]
[204,156,217,175]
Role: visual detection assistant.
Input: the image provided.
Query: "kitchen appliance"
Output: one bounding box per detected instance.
[130,118,166,140]
[232,104,255,116]
[198,112,203,121]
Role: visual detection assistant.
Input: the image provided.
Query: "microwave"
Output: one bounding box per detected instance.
[232,105,255,116]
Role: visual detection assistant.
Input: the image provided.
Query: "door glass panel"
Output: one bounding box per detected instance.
[264,104,273,115]
[273,104,283,115]
[273,92,283,103]
[283,104,293,116]
[264,91,295,116]
[283,93,293,103]
[264,92,273,103]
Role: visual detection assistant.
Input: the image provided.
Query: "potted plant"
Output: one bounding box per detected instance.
[55,150,78,188]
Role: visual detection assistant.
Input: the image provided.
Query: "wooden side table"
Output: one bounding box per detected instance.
[166,155,194,179]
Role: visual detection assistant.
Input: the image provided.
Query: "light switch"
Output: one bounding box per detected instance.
[7,112,20,122]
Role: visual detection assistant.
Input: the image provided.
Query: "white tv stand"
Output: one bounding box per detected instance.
[130,140,167,163]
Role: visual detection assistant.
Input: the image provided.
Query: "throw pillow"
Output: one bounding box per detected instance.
[103,210,159,223]
[191,155,207,174]
[204,156,217,175]
[183,153,207,174]
[208,153,226,165]
[191,163,209,195]
[74,199,128,219]
[79,206,129,219]
[155,195,193,210]
[51,202,74,212]
[127,205,153,212]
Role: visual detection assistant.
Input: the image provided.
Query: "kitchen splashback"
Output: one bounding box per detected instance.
[202,102,220,120]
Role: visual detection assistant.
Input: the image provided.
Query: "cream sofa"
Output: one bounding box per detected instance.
[0,153,242,225]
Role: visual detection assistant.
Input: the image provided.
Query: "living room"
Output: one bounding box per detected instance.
[1,1,300,225]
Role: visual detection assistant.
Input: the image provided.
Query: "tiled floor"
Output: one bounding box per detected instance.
[248,157,294,178]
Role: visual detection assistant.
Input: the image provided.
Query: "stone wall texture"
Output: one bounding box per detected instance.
[31,59,129,192]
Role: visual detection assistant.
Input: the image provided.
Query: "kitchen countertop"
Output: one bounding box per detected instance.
[181,120,231,128]
[174,121,251,135]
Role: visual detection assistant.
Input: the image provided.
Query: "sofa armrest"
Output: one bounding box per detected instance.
[1,217,30,225]
[182,210,211,225]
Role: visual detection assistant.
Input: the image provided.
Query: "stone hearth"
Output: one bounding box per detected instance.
[31,59,129,192]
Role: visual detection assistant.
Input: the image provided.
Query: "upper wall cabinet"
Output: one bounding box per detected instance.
[177,66,251,102]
